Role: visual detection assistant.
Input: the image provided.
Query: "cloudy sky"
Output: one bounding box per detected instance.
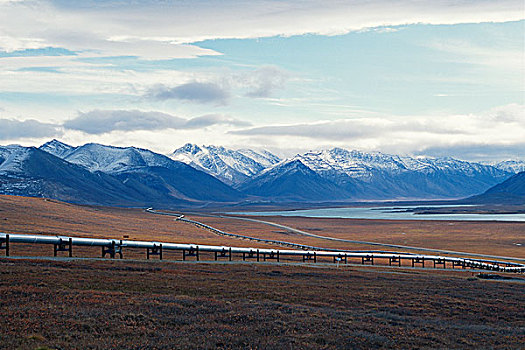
[0,0,523,161]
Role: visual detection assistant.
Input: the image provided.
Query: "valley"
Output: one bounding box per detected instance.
[2,3,523,349]
[1,195,524,261]
[1,195,524,349]
[0,143,523,349]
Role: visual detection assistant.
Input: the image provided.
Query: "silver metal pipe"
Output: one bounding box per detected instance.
[1,232,523,272]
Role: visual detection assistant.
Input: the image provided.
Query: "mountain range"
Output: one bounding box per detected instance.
[247,148,511,201]
[486,160,525,174]
[1,141,243,206]
[172,145,517,201]
[0,139,523,206]
[170,143,280,186]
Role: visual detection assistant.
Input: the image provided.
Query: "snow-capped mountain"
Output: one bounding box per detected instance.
[293,148,507,181]
[0,145,155,205]
[40,139,77,159]
[241,148,513,200]
[490,160,525,174]
[170,143,280,185]
[294,148,407,181]
[2,140,518,204]
[36,141,245,204]
[239,159,352,201]
[41,141,174,174]
[0,145,31,175]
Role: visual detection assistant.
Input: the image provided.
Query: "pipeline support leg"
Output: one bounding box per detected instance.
[147,244,163,260]
[183,246,199,261]
[102,241,123,259]
[54,238,73,257]
[389,257,401,267]
[362,256,374,265]
[0,234,9,257]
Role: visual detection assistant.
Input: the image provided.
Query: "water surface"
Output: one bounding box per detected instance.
[229,205,525,222]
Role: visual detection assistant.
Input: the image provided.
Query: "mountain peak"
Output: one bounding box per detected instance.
[170,144,281,186]
[260,158,309,175]
[178,143,202,154]
[0,145,32,174]
[39,142,175,174]
[39,139,75,158]
[239,157,350,201]
[41,139,68,147]
[492,160,525,174]
[40,139,68,147]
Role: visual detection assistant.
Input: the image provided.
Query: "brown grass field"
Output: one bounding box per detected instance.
[0,195,278,259]
[1,195,524,349]
[1,259,524,349]
[189,214,525,261]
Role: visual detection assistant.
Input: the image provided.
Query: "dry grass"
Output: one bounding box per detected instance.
[0,258,523,349]
[1,194,523,262]
[1,195,524,349]
[188,214,525,260]
[0,195,277,259]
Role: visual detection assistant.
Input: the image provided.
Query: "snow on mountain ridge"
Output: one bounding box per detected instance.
[489,160,525,174]
[237,149,281,167]
[170,143,281,185]
[289,147,507,180]
[39,142,176,174]
[0,145,31,174]
[40,139,76,158]
[293,148,409,179]
[246,148,513,200]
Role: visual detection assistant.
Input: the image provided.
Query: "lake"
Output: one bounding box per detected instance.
[228,205,525,222]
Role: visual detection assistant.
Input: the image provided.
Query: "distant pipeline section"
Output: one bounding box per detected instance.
[143,209,525,273]
[147,209,525,266]
[146,208,408,254]
[187,212,525,262]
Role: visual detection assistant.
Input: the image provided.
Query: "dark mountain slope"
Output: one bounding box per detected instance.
[116,164,244,203]
[1,145,243,206]
[39,142,245,203]
[468,171,525,204]
[239,160,351,201]
[0,146,157,206]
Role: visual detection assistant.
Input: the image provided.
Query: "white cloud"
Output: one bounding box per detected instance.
[64,110,186,134]
[0,118,62,139]
[415,143,525,162]
[242,66,290,98]
[147,82,230,104]
[3,104,522,161]
[0,0,221,59]
[144,66,291,104]
[0,0,523,58]
[0,58,193,96]
[426,39,524,70]
[230,104,525,158]
[183,114,251,129]
[63,109,251,134]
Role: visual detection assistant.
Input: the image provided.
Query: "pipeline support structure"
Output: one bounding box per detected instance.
[1,232,524,273]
